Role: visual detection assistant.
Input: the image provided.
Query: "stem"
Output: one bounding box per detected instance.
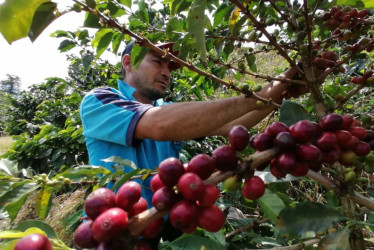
[267,0,297,30]
[306,170,374,210]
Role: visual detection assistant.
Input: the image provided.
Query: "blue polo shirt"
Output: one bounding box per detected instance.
[80,80,182,206]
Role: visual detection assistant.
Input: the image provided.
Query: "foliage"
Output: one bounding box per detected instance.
[0,0,374,249]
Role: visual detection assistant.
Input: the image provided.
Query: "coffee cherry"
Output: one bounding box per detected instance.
[135,240,152,250]
[92,207,128,242]
[15,233,52,250]
[270,159,287,178]
[253,133,274,151]
[127,197,148,217]
[364,130,374,142]
[275,131,297,151]
[354,141,371,156]
[96,237,128,250]
[187,154,216,180]
[297,144,322,162]
[181,220,198,234]
[84,188,116,220]
[177,173,205,201]
[169,200,199,230]
[349,8,358,18]
[275,152,297,173]
[74,220,99,249]
[212,145,237,171]
[198,184,220,207]
[290,161,309,177]
[290,120,317,143]
[141,218,164,239]
[198,204,225,232]
[322,147,341,164]
[349,126,367,140]
[351,76,366,84]
[321,113,343,131]
[267,122,290,137]
[223,176,242,191]
[316,132,337,151]
[341,115,354,130]
[339,150,356,166]
[150,174,165,192]
[116,181,142,211]
[344,136,360,150]
[152,187,179,211]
[358,9,368,18]
[158,157,185,187]
[229,125,250,151]
[242,176,265,200]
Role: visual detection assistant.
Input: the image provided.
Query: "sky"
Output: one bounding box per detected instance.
[0,1,118,90]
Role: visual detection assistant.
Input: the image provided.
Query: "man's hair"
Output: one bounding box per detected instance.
[121,41,135,79]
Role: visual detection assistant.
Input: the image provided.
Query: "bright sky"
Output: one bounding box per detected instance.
[0,1,118,90]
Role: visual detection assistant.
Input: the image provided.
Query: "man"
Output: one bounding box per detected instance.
[79,41,298,247]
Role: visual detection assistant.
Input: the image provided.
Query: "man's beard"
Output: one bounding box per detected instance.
[142,87,164,101]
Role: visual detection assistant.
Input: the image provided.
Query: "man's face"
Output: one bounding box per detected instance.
[128,52,173,102]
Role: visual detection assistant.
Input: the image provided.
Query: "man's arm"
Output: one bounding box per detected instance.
[135,68,296,141]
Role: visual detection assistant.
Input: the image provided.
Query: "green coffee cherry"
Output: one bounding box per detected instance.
[85,0,97,9]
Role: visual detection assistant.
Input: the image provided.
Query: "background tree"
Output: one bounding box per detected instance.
[0,74,21,96]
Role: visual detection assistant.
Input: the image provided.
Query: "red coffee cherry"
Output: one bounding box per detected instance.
[242,176,265,201]
[84,188,116,220]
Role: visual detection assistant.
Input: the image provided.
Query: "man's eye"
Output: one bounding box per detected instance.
[154,60,162,64]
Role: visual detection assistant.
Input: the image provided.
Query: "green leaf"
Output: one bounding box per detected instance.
[0,239,17,250]
[130,44,150,70]
[5,194,28,221]
[257,189,286,224]
[117,0,131,8]
[187,0,207,63]
[0,159,18,176]
[137,0,149,23]
[160,234,226,250]
[28,2,57,42]
[82,54,94,69]
[58,39,76,52]
[55,165,111,180]
[112,32,124,54]
[64,209,84,232]
[0,182,39,214]
[101,156,137,170]
[0,0,50,44]
[214,4,234,28]
[35,186,54,220]
[83,11,101,29]
[279,100,314,126]
[92,28,114,58]
[14,220,58,238]
[276,202,341,239]
[317,228,350,250]
[0,182,14,197]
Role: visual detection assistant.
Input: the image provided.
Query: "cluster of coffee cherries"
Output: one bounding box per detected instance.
[73,184,153,250]
[252,113,373,179]
[151,125,255,233]
[351,70,374,85]
[322,6,369,32]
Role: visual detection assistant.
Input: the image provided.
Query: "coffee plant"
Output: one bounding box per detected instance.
[1,0,374,249]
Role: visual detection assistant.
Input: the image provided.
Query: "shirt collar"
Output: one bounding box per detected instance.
[118,79,137,101]
[117,79,168,107]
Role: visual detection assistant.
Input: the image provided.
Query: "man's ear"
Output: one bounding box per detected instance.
[122,54,132,72]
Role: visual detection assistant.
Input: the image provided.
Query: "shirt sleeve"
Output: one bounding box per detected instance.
[80,87,152,147]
